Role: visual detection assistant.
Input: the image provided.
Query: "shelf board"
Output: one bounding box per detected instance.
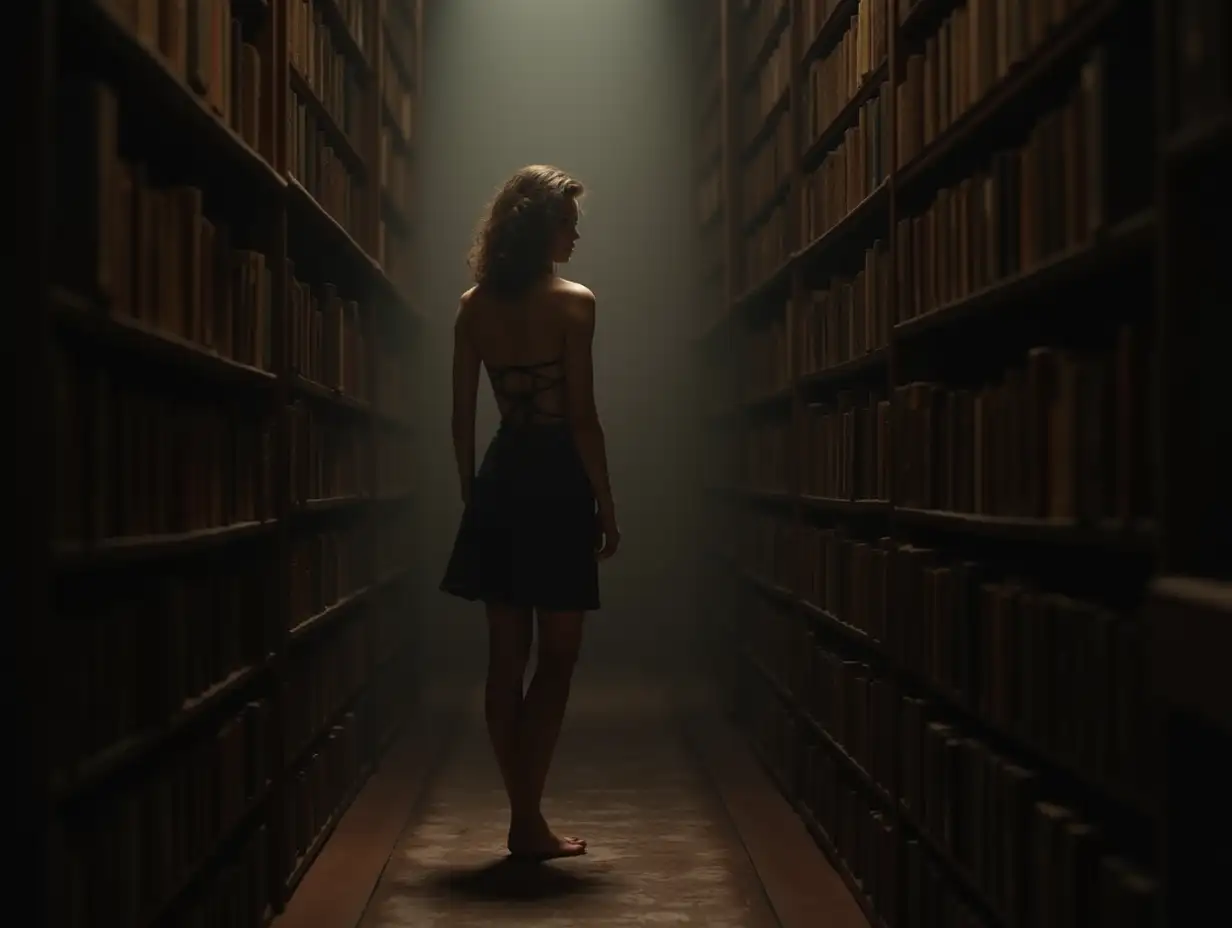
[288,373,372,414]
[892,209,1157,343]
[293,495,369,517]
[52,663,267,803]
[897,0,960,45]
[801,0,859,70]
[52,288,280,388]
[286,176,374,270]
[794,181,890,278]
[897,801,1006,928]
[289,585,373,643]
[797,346,889,391]
[54,519,279,571]
[894,506,1158,551]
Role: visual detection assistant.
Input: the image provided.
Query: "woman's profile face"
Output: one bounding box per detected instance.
[551,198,580,264]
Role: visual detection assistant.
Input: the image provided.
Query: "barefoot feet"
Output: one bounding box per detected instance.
[507,815,587,861]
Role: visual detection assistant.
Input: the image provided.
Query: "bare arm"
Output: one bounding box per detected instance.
[562,291,615,518]
[451,302,480,505]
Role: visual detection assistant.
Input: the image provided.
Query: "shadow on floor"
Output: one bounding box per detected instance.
[397,856,613,903]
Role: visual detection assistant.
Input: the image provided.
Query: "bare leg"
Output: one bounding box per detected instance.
[507,609,586,859]
[484,603,533,813]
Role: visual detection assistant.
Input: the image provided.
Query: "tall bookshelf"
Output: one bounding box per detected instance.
[693,0,1221,925]
[31,1,424,925]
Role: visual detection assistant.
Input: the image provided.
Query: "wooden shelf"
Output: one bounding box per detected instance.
[54,520,279,571]
[33,2,428,923]
[696,0,1185,920]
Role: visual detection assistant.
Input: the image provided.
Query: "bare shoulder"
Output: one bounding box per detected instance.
[550,278,596,328]
[455,286,481,328]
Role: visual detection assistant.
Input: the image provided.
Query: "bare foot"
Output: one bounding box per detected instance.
[507,818,587,861]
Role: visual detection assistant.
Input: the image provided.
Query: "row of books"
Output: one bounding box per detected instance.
[895,0,1091,167]
[290,8,365,144]
[797,239,892,373]
[900,695,1158,927]
[744,200,790,288]
[286,403,370,504]
[739,525,1153,791]
[284,705,364,877]
[896,56,1112,323]
[283,615,369,764]
[802,0,852,49]
[108,0,264,152]
[744,316,791,400]
[896,555,1149,792]
[52,356,276,543]
[739,514,797,589]
[58,80,275,367]
[377,217,414,297]
[380,122,416,213]
[744,671,897,922]
[380,38,415,146]
[745,420,792,494]
[743,114,791,224]
[742,1,790,148]
[741,615,1160,928]
[893,325,1152,522]
[59,699,272,927]
[289,0,371,66]
[287,268,369,397]
[801,86,889,243]
[289,89,363,237]
[799,524,893,641]
[803,390,892,502]
[801,0,888,152]
[56,557,270,769]
[173,823,270,928]
[290,525,370,629]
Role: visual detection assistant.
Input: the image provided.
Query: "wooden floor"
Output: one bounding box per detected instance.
[274,678,866,928]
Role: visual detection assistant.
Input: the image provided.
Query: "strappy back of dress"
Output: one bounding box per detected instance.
[488,357,566,426]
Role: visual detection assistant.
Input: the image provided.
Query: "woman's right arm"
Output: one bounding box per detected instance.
[562,289,616,528]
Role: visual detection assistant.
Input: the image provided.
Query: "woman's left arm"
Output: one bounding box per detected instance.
[451,301,480,505]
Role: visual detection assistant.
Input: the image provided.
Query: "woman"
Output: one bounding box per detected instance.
[441,165,620,861]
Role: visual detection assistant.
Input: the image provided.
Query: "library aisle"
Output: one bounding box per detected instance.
[277,678,867,928]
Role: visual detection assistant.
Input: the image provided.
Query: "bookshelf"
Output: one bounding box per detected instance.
[32,1,423,925]
[695,0,1224,925]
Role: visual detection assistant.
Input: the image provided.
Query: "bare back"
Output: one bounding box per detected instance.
[459,276,595,426]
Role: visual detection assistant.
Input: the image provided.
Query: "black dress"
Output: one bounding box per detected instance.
[440,358,601,612]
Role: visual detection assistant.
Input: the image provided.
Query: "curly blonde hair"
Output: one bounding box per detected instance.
[469,165,584,300]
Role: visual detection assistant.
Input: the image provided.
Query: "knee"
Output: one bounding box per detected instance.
[537,637,581,678]
[490,641,532,683]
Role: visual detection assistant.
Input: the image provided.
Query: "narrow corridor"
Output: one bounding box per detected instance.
[360,685,778,927]
[277,679,865,928]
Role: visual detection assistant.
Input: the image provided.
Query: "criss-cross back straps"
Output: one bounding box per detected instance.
[489,358,565,423]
